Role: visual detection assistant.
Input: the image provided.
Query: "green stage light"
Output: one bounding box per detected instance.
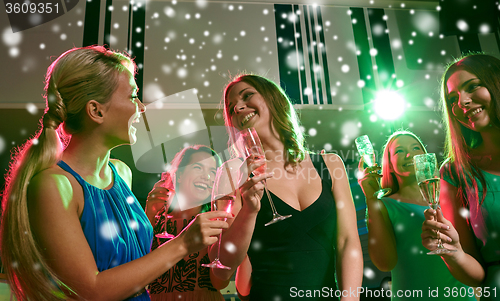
[373,90,406,121]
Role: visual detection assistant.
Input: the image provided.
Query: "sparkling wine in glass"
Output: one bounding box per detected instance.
[237,128,292,226]
[155,173,175,239]
[355,135,391,199]
[202,166,235,270]
[413,153,456,255]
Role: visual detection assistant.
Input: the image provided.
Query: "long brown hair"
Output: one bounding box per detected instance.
[440,54,500,208]
[222,74,306,166]
[0,46,134,300]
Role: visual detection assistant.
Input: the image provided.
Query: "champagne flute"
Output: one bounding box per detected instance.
[237,128,292,226]
[413,153,456,255]
[155,173,175,239]
[202,166,235,270]
[355,135,391,199]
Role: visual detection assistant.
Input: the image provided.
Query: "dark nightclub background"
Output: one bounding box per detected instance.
[0,0,499,299]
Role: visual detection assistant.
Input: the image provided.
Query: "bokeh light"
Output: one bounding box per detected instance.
[373,90,406,121]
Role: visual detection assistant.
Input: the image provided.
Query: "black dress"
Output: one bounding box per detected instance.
[246,154,339,300]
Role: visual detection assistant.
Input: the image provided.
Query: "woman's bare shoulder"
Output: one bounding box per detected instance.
[28,165,83,211]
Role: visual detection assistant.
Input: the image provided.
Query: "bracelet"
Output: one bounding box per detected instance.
[130,286,148,298]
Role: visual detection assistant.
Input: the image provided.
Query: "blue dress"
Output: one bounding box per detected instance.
[58,161,153,300]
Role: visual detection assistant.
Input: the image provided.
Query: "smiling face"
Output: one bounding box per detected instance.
[176,151,217,206]
[104,70,146,145]
[387,135,425,178]
[446,69,493,132]
[226,81,272,133]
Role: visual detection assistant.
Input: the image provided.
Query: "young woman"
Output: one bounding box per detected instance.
[422,54,500,299]
[359,130,475,300]
[209,74,363,300]
[0,46,229,300]
[145,145,227,301]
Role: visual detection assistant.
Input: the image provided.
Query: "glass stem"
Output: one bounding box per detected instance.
[216,232,222,260]
[263,180,278,216]
[163,202,168,231]
[433,207,444,249]
[436,230,444,249]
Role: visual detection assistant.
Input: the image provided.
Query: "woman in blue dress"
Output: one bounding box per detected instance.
[0,46,230,300]
[358,130,475,300]
[422,54,500,300]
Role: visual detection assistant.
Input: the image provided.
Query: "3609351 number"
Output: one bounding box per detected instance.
[5,2,59,14]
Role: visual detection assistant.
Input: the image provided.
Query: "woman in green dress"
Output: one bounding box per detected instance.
[359,130,475,300]
[422,54,500,300]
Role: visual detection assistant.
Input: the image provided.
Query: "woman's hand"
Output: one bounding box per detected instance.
[177,211,233,254]
[421,208,461,255]
[145,178,174,225]
[237,155,273,213]
[357,157,382,201]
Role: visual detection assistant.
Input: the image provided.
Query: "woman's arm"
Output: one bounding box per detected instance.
[27,169,230,301]
[209,265,232,290]
[235,255,252,299]
[324,154,363,300]
[357,159,397,271]
[421,179,485,286]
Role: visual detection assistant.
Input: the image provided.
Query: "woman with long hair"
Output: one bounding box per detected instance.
[359,130,474,300]
[422,54,500,299]
[209,74,363,300]
[145,145,227,300]
[0,46,229,300]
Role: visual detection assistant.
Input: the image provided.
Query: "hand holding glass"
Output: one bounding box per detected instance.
[201,165,235,270]
[355,135,391,199]
[413,153,456,255]
[237,128,292,226]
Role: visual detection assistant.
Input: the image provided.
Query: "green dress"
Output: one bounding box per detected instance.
[381,198,476,300]
[443,168,500,300]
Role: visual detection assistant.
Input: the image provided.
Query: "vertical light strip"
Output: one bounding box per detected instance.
[300,5,312,105]
[291,5,304,104]
[363,8,381,91]
[313,7,327,104]
[304,5,319,104]
[315,5,332,105]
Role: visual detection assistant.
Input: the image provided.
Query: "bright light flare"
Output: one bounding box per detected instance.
[373,90,406,121]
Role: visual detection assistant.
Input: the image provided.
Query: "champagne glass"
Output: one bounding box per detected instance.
[155,173,175,239]
[201,166,235,270]
[413,153,456,255]
[355,135,391,199]
[237,128,292,226]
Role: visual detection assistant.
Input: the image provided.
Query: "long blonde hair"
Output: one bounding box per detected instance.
[380,130,427,194]
[0,46,134,300]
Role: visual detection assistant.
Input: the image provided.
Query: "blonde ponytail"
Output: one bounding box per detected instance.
[1,45,134,300]
[1,117,67,300]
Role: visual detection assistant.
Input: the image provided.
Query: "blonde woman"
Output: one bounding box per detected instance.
[0,46,229,300]
[359,131,474,300]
